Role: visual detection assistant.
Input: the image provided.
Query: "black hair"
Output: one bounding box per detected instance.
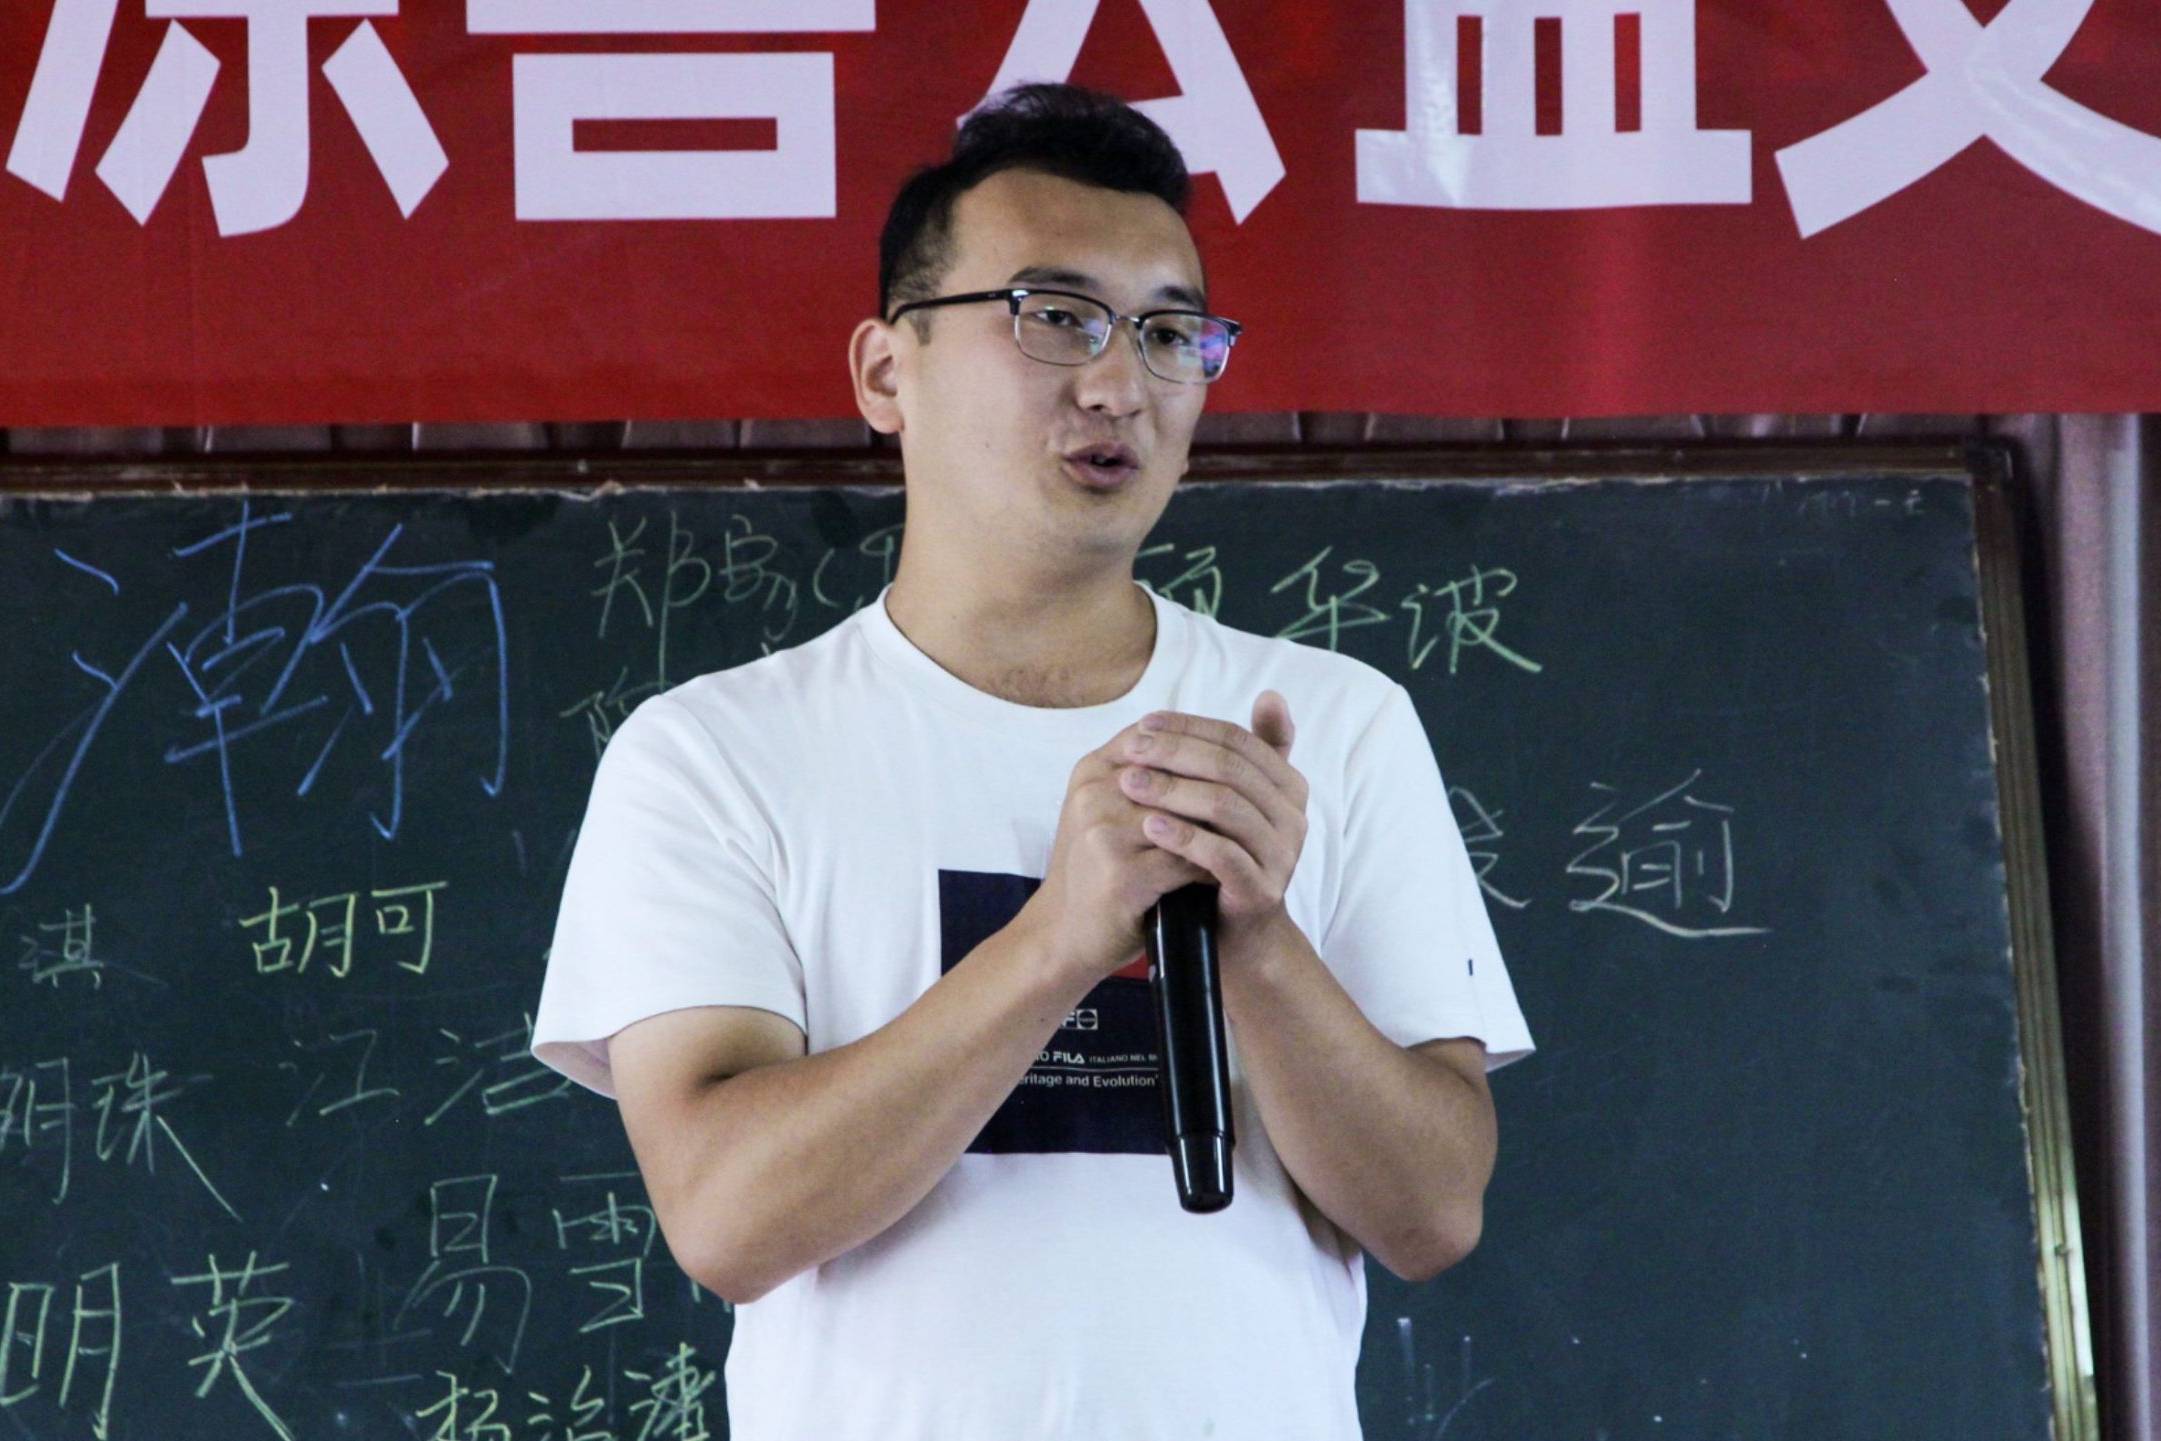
[877,82,1194,342]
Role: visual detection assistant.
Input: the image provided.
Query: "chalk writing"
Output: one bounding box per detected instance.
[552,1180,662,1332]
[804,521,903,630]
[0,499,509,896]
[427,1011,573,1124]
[0,1057,74,1204]
[416,1367,515,1440]
[410,1348,711,1440]
[1136,541,1227,617]
[90,1050,240,1219]
[278,1027,401,1124]
[520,1362,613,1440]
[396,1173,534,1377]
[173,1250,297,1439]
[5,1049,234,1214]
[1395,1315,1495,1441]
[592,515,710,687]
[1567,770,1771,937]
[564,510,804,756]
[556,665,654,761]
[1408,565,1543,675]
[16,902,104,987]
[566,1258,644,1335]
[0,601,184,897]
[241,879,447,978]
[622,1341,717,1441]
[1249,550,1546,677]
[0,1261,120,1432]
[1269,546,1390,650]
[1450,786,1531,912]
[1797,486,1927,519]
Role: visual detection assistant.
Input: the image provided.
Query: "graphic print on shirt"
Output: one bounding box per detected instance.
[939,869,1165,1156]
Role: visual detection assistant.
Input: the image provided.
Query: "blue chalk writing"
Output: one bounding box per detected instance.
[2,502,512,893]
[1,605,188,896]
[53,547,120,595]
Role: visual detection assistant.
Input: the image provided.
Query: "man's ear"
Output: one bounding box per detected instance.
[849,318,905,436]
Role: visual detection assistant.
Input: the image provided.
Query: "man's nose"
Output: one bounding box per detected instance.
[1073,321,1149,413]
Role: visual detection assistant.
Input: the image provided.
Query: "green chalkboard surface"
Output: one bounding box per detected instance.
[0,448,2090,1440]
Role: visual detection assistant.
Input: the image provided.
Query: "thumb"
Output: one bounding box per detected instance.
[1252,689,1294,758]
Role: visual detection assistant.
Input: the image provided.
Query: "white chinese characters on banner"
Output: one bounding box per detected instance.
[468,0,874,221]
[976,0,1283,224]
[6,0,446,236]
[1355,0,1750,208]
[9,0,2161,244]
[1775,0,2161,237]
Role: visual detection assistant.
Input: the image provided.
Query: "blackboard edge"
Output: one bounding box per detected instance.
[1970,439,2104,1441]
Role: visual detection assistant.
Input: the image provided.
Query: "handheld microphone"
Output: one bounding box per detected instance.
[1144,881,1233,1212]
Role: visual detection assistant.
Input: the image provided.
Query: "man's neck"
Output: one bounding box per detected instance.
[882,570,1157,710]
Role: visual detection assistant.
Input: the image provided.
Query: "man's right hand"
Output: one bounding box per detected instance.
[1017,718,1218,991]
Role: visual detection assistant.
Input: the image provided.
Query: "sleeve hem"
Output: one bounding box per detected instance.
[1393,1015,1537,1074]
[533,991,811,1101]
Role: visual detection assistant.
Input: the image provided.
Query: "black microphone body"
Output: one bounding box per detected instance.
[1144,881,1234,1212]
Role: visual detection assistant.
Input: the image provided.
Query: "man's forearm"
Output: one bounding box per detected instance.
[1218,909,1495,1280]
[683,916,1094,1304]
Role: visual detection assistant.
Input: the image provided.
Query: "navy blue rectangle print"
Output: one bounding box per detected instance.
[938,868,1165,1156]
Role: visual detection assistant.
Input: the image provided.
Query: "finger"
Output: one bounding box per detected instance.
[1122,722,1308,823]
[1119,763,1285,870]
[1123,767,1302,895]
[1138,710,1307,808]
[1250,690,1294,760]
[1140,808,1269,906]
[1096,716,1175,778]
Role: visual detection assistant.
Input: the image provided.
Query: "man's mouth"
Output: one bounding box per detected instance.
[1065,443,1139,478]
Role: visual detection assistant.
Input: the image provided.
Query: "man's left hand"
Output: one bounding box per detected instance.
[1119,690,1308,938]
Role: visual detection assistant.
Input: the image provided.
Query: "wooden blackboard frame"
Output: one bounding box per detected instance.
[0,438,2097,1440]
[1969,456,2099,1441]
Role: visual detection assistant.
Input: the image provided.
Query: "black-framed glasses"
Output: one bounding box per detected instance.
[885,287,1243,385]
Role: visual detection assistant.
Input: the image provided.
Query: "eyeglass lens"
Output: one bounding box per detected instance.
[1013,292,1232,383]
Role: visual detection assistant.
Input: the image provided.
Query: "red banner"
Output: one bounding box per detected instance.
[3,2,2159,426]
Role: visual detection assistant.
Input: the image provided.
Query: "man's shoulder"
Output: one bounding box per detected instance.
[1176,600,1401,716]
[663,605,868,717]
[608,607,869,771]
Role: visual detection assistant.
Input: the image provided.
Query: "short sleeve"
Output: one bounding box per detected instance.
[1319,683,1535,1073]
[531,691,806,1099]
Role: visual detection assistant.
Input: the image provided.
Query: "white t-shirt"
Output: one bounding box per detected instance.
[532,579,1534,1441]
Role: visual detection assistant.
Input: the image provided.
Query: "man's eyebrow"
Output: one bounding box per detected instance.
[1005,266,1208,312]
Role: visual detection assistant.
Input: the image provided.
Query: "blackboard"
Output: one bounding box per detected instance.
[0,447,2094,1440]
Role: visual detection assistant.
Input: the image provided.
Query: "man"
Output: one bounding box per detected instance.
[532,81,1534,1439]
